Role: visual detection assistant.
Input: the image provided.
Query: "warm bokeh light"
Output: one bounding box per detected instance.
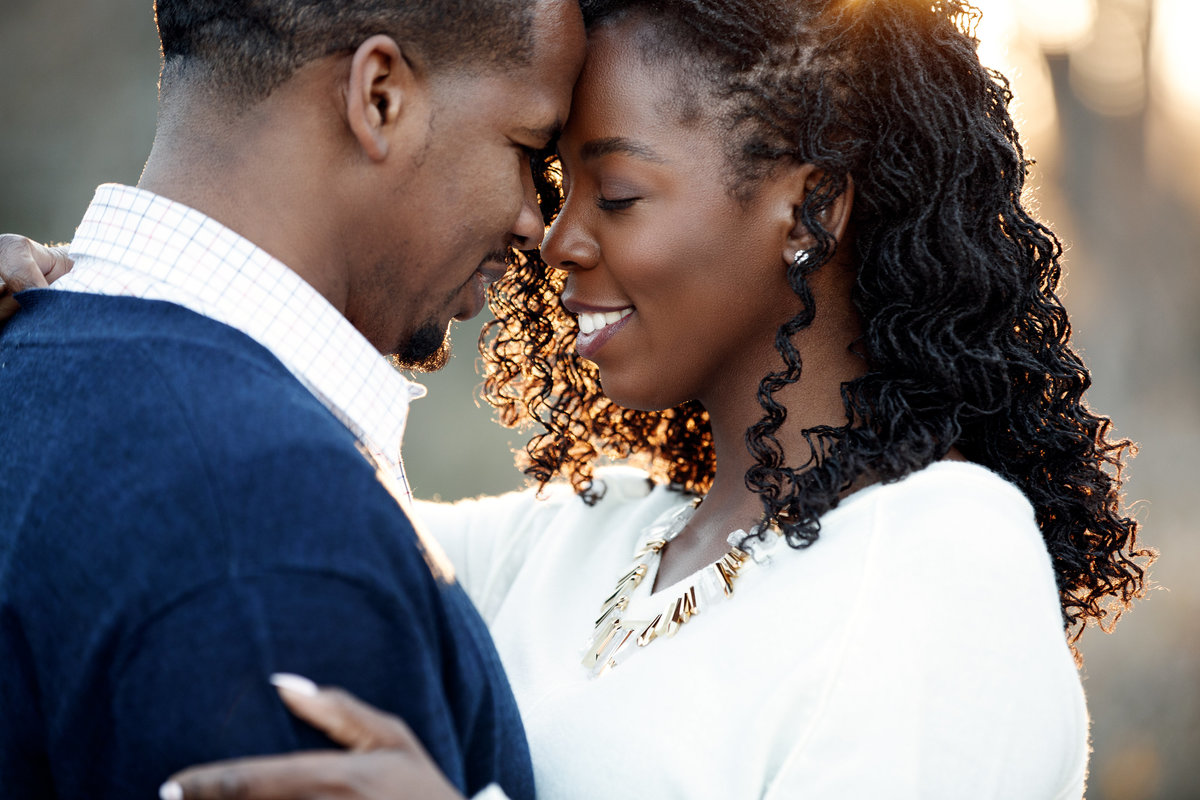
[971,0,1200,212]
[1071,2,1147,116]
[1151,0,1200,119]
[1148,0,1200,211]
[1015,0,1097,52]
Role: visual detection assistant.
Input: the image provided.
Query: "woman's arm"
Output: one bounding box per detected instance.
[414,486,572,623]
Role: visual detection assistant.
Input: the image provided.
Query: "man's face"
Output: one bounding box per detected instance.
[347,0,584,369]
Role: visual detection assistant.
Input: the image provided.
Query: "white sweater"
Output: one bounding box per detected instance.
[418,461,1088,799]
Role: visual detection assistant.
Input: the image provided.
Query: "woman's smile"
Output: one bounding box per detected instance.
[574,307,635,360]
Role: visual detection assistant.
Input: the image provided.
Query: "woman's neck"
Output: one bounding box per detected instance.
[652,296,867,590]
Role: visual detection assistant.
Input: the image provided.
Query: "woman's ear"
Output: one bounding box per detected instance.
[781,165,855,263]
[345,35,422,162]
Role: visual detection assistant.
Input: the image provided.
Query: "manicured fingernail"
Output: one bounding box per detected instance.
[270,672,319,697]
[159,780,183,800]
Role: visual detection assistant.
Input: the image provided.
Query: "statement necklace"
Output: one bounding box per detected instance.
[582,499,773,678]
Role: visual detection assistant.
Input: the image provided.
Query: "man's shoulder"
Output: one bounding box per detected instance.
[0,290,402,550]
[3,290,339,443]
[5,289,290,375]
[0,291,433,624]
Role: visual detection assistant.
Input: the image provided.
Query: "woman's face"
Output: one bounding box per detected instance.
[543,19,803,412]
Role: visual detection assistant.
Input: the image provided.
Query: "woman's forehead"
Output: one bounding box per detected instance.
[566,21,710,139]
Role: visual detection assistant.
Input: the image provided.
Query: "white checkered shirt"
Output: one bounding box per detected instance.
[56,183,426,501]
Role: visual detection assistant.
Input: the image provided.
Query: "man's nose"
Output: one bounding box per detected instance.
[511,165,548,251]
[511,200,545,251]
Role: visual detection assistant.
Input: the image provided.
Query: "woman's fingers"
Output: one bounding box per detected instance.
[0,235,73,291]
[164,750,465,800]
[162,677,465,800]
[0,294,19,322]
[166,750,416,800]
[271,673,426,753]
[44,244,74,281]
[0,235,74,320]
[164,752,332,800]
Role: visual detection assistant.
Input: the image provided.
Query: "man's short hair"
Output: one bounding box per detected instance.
[156,0,538,103]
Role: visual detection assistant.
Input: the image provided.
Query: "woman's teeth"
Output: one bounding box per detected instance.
[576,308,633,335]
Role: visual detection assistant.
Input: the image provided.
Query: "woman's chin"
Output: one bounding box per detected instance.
[596,375,685,415]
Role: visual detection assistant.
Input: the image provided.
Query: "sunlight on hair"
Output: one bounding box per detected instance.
[973,0,1018,63]
[974,0,1060,158]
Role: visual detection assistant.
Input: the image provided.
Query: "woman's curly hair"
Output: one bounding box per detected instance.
[479,0,1151,642]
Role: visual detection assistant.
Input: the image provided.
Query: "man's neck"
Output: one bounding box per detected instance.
[137,99,349,315]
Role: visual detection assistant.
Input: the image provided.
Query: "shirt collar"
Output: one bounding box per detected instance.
[63,183,426,481]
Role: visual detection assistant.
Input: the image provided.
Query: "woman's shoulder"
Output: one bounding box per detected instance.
[812,460,1057,598]
[833,460,1039,544]
[891,459,1029,503]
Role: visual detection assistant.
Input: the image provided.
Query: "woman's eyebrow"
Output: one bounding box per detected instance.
[579,136,666,163]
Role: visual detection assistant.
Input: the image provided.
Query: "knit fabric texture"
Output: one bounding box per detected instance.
[0,290,533,800]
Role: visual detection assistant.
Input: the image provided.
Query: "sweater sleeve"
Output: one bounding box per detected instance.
[0,312,532,800]
[47,440,521,800]
[106,566,456,796]
[762,469,1088,800]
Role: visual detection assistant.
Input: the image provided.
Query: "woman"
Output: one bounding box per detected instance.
[19,0,1152,797]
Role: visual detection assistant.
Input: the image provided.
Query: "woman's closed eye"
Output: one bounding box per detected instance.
[595,180,643,211]
[596,194,639,211]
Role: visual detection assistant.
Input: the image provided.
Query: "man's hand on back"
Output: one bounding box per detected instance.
[0,235,74,321]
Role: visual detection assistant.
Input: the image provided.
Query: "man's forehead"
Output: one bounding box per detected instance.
[526,0,587,80]
[450,0,580,133]
[530,0,586,38]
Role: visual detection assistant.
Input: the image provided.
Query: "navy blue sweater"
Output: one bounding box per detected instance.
[0,291,533,799]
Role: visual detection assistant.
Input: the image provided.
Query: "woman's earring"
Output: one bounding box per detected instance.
[791,249,812,267]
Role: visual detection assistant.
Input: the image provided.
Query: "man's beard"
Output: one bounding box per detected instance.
[392,319,451,372]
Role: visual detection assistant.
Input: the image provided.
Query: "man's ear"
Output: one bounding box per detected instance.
[345,35,423,162]
[780,164,855,263]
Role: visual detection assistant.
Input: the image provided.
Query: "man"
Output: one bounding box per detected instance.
[0,1,583,797]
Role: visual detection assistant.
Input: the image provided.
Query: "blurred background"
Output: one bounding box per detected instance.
[1,0,1196,796]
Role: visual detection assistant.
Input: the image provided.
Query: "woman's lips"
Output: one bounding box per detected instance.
[576,307,633,335]
[575,307,634,361]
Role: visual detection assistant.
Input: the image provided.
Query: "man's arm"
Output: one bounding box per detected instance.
[10,439,508,800]
[102,560,459,799]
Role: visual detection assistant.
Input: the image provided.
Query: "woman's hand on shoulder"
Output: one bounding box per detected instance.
[162,675,466,800]
[0,234,73,321]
